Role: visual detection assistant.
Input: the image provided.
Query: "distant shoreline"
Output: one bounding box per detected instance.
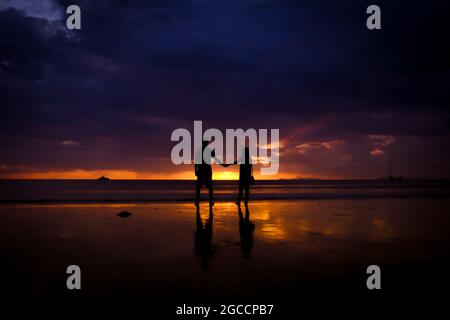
[1,178,450,182]
[1,179,448,204]
[1,193,449,205]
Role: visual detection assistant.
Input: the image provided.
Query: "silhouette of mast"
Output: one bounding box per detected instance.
[388,159,392,178]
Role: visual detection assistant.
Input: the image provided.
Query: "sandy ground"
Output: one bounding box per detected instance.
[1,199,450,310]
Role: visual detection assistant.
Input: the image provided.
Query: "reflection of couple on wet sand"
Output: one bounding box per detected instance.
[195,141,254,207]
[195,205,255,270]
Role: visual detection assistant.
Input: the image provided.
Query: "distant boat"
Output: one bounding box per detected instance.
[97,176,110,181]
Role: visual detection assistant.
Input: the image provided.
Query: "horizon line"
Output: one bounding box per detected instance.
[0,178,448,181]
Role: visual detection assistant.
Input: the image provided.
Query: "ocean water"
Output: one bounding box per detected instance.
[0,179,449,203]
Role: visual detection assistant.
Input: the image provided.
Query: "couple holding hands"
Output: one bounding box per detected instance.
[195,141,254,207]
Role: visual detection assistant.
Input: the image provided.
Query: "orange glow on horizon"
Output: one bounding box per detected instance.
[0,169,308,180]
[0,169,195,180]
[213,171,239,180]
[0,168,332,180]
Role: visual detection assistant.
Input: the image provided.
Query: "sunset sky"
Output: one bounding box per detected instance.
[1,0,449,180]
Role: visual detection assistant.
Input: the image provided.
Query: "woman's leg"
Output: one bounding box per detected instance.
[237,181,243,204]
[244,183,250,205]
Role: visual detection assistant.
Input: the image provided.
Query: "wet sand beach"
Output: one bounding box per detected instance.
[1,198,450,308]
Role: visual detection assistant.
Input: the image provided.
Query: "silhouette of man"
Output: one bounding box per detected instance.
[195,140,226,207]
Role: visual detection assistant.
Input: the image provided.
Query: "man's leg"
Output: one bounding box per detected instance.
[195,178,201,206]
[208,179,214,206]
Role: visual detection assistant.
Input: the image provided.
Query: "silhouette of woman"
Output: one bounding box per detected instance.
[224,147,254,206]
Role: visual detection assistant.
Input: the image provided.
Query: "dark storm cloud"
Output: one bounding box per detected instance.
[1,0,450,178]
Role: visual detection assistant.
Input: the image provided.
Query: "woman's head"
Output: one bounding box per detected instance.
[241,147,250,164]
